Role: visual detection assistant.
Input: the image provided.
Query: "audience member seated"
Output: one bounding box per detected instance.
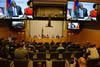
[44,42,50,50]
[27,45,34,59]
[0,45,9,59]
[78,57,86,67]
[14,44,28,60]
[56,43,64,51]
[31,40,37,45]
[9,42,17,59]
[50,40,55,47]
[86,45,99,59]
[38,45,46,52]
[62,42,67,48]
[66,42,73,48]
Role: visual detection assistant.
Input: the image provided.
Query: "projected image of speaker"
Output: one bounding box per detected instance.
[66,1,98,21]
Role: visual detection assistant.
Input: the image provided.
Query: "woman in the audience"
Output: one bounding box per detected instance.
[24,0,33,16]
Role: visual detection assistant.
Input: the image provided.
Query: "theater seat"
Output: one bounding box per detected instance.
[52,60,65,67]
[50,52,59,59]
[63,51,72,60]
[86,58,100,67]
[33,60,46,67]
[74,51,83,59]
[14,59,29,67]
[37,52,46,60]
[0,59,11,67]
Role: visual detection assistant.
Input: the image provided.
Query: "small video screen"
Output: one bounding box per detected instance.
[12,21,25,29]
[68,22,80,30]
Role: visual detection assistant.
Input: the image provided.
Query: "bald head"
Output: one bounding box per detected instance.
[59,43,62,47]
[79,3,83,9]
[11,1,16,7]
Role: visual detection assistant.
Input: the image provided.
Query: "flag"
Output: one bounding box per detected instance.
[6,0,11,10]
[41,28,44,38]
[73,1,79,12]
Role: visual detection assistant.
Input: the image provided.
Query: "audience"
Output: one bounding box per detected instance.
[0,38,100,67]
[0,45,9,59]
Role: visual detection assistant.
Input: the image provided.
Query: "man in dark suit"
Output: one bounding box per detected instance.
[8,1,23,17]
[74,3,88,18]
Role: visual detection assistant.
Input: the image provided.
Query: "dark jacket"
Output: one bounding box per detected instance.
[74,8,88,18]
[8,6,23,17]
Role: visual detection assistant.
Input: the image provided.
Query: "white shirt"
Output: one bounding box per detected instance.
[79,8,83,17]
[12,7,17,16]
[87,47,99,59]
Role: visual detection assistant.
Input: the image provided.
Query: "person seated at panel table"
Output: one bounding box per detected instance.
[0,8,6,19]
[74,3,88,18]
[24,0,33,16]
[8,1,23,17]
[89,4,97,17]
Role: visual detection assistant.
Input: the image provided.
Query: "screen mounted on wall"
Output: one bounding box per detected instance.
[0,0,33,19]
[67,22,80,30]
[67,1,98,21]
[12,21,25,29]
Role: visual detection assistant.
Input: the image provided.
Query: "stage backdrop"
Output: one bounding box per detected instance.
[27,20,65,39]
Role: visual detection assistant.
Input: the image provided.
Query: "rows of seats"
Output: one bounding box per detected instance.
[1,59,100,67]
[33,51,83,60]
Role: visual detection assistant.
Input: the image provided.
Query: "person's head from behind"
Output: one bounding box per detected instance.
[93,4,98,11]
[27,0,33,8]
[92,44,96,48]
[79,3,83,9]
[11,1,16,7]
[59,43,63,47]
[19,43,25,48]
[86,41,91,47]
